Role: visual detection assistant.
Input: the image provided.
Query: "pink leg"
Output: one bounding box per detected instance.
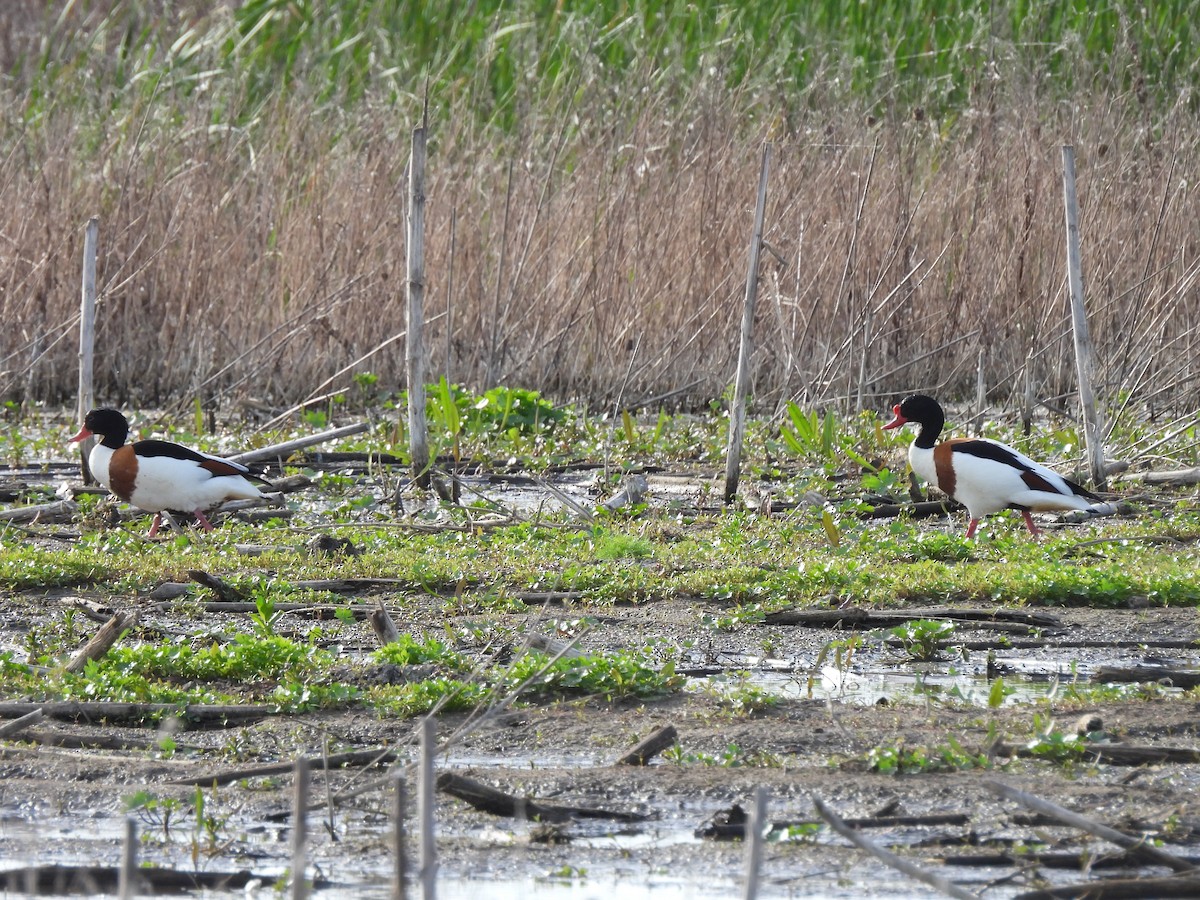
[1021,510,1042,537]
[193,510,216,532]
[147,513,163,538]
[965,518,980,539]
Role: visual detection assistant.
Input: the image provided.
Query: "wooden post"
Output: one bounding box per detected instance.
[418,717,437,900]
[392,770,408,900]
[119,816,136,900]
[77,217,99,483]
[741,786,767,900]
[1060,146,1107,489]
[723,143,772,504]
[291,757,309,900]
[1021,349,1035,435]
[444,207,456,386]
[407,104,430,488]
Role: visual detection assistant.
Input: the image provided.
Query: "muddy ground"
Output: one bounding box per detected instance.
[0,584,1198,899]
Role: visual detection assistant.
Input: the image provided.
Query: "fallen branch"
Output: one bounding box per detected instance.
[170,747,398,787]
[229,421,371,465]
[0,864,293,894]
[1093,664,1200,689]
[765,607,1062,630]
[0,701,274,724]
[812,795,980,900]
[983,780,1197,872]
[860,500,955,520]
[1120,466,1200,486]
[0,708,43,739]
[0,499,78,524]
[993,741,1200,765]
[437,772,649,824]
[14,727,169,751]
[700,810,969,840]
[1013,874,1200,899]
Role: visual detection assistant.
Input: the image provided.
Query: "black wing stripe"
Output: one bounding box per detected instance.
[132,439,252,476]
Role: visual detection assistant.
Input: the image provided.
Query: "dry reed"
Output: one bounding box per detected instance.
[0,9,1198,430]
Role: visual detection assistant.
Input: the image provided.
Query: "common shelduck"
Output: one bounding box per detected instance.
[69,408,269,537]
[882,394,1102,538]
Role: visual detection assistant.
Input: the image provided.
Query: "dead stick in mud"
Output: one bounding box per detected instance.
[188,570,246,602]
[0,708,43,739]
[437,772,650,823]
[1013,874,1200,899]
[369,600,401,646]
[614,724,678,765]
[983,780,1197,873]
[170,747,398,787]
[63,610,137,674]
[0,499,78,524]
[0,700,273,723]
[812,796,980,900]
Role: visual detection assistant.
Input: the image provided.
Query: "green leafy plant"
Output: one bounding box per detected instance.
[887,619,956,662]
[865,737,988,775]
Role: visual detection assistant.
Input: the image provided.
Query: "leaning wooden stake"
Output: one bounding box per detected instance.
[419,717,437,900]
[369,600,401,647]
[407,102,431,488]
[1061,146,1107,489]
[77,216,99,484]
[741,786,768,900]
[723,143,772,504]
[291,757,310,900]
[614,724,678,766]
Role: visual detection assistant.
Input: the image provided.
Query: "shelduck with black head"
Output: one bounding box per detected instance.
[69,408,269,537]
[882,394,1103,538]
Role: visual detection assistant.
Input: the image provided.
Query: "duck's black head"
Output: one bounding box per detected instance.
[882,394,945,448]
[71,408,131,449]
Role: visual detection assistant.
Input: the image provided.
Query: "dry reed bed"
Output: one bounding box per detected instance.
[1,82,1198,423]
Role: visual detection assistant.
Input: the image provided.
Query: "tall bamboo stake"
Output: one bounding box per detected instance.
[392,770,408,900]
[291,757,310,900]
[1061,146,1107,489]
[723,143,772,504]
[77,217,99,483]
[119,816,136,900]
[407,103,430,488]
[419,717,437,900]
[741,786,767,900]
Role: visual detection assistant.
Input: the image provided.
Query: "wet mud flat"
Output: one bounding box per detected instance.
[2,448,1200,896]
[0,597,1197,899]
